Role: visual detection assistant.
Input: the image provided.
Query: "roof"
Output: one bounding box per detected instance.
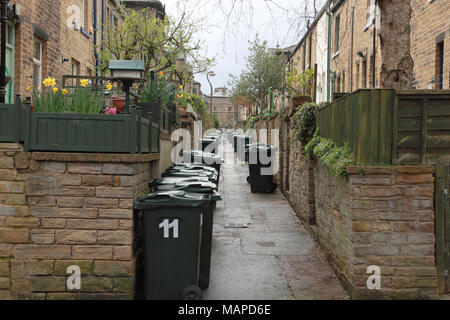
[289,1,329,60]
[122,0,166,15]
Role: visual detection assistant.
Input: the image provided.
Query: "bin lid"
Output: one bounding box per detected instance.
[171,164,216,173]
[134,190,215,209]
[161,170,218,181]
[149,176,210,187]
[248,144,278,152]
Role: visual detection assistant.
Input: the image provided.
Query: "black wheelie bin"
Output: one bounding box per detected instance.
[247,144,277,193]
[134,190,217,300]
[147,181,220,289]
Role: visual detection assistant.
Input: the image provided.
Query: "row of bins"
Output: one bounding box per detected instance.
[134,150,224,300]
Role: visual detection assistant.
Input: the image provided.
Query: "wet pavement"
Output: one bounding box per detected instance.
[203,140,348,300]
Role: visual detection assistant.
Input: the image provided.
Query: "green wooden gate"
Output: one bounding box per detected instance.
[436,165,450,293]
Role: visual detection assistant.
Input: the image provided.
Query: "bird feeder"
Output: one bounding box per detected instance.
[108,60,145,114]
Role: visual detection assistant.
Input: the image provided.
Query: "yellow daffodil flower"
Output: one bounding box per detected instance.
[53,87,59,94]
[106,82,113,91]
[159,71,164,77]
[62,89,69,95]
[80,79,89,87]
[37,87,41,91]
[177,93,184,99]
[43,77,56,87]
[179,85,183,90]
[26,86,32,91]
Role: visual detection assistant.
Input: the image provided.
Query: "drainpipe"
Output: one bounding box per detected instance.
[0,0,9,103]
[326,0,332,102]
[101,0,104,80]
[93,0,99,78]
[350,6,354,92]
[372,0,377,88]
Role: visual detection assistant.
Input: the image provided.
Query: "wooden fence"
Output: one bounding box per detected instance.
[317,89,450,165]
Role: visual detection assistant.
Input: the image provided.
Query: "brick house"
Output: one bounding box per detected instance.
[208,87,237,129]
[4,0,126,100]
[288,0,449,103]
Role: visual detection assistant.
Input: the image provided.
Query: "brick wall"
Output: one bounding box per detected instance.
[314,164,438,299]
[410,0,450,89]
[0,144,157,300]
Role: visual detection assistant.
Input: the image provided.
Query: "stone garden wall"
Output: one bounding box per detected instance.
[245,98,441,299]
[0,143,159,300]
[314,164,437,299]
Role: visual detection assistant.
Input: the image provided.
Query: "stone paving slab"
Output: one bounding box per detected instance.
[203,141,348,300]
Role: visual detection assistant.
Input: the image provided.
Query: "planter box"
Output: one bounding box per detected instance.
[0,99,26,142]
[137,102,171,133]
[21,108,159,154]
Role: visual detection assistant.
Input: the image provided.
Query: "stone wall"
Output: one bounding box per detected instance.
[0,143,159,300]
[314,163,437,299]
[289,141,315,225]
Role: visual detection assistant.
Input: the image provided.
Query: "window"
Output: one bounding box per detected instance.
[334,15,340,52]
[71,59,80,87]
[302,43,306,71]
[356,63,360,89]
[33,39,42,89]
[436,41,444,89]
[308,34,312,68]
[336,74,341,93]
[362,60,367,88]
[342,71,345,92]
[81,0,88,29]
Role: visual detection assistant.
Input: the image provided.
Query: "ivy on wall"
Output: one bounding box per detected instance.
[305,131,356,178]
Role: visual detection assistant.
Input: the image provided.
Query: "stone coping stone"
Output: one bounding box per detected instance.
[346,165,436,175]
[0,143,23,151]
[31,152,160,163]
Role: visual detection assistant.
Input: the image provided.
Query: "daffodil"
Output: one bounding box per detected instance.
[179,85,183,90]
[177,93,184,99]
[80,79,89,87]
[62,89,69,95]
[37,87,41,91]
[26,86,32,91]
[106,82,113,91]
[53,87,59,94]
[159,71,164,77]
[43,77,56,87]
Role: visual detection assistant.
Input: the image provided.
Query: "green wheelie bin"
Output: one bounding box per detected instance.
[149,181,220,289]
[149,176,212,193]
[162,168,218,185]
[134,190,216,300]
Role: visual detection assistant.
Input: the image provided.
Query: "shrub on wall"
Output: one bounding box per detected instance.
[247,115,260,129]
[305,131,356,178]
[292,102,320,145]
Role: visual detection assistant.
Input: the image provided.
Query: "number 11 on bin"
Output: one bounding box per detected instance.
[159,219,179,239]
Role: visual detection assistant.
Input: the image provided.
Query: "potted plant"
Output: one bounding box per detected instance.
[286,69,315,107]
[138,72,173,124]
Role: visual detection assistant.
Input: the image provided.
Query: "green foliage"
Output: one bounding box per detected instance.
[140,75,174,106]
[213,113,220,129]
[100,8,216,80]
[33,88,103,114]
[286,69,315,96]
[67,89,103,114]
[229,36,285,108]
[187,94,208,117]
[33,89,67,113]
[293,102,319,145]
[305,132,356,178]
[247,115,260,129]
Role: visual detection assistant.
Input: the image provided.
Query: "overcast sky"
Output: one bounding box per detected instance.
[162,0,326,95]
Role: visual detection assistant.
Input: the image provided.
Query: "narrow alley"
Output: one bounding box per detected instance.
[203,139,348,300]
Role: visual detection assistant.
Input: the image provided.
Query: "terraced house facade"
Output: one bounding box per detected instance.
[289,0,449,103]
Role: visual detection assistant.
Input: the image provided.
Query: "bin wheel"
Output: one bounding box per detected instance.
[246,176,251,184]
[198,274,209,289]
[182,285,203,300]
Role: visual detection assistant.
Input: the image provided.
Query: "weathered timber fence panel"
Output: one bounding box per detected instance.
[396,91,450,165]
[0,98,23,142]
[317,89,395,165]
[317,89,450,165]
